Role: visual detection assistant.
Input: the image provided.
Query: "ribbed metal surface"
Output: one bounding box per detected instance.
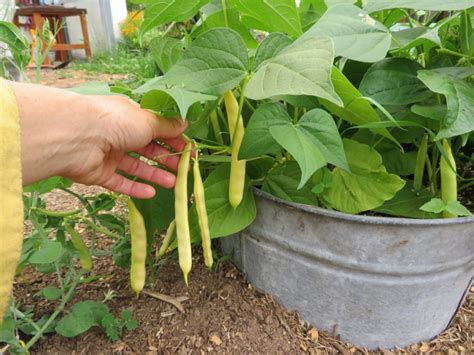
[221,189,474,349]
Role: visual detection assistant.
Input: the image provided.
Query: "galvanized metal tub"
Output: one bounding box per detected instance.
[221,189,474,349]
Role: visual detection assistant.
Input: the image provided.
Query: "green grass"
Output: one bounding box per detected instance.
[71,45,157,79]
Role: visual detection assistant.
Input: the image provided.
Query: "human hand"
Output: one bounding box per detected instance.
[11,81,188,198]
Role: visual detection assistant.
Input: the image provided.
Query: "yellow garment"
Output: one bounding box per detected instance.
[0,79,23,321]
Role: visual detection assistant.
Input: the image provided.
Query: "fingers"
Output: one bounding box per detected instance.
[101,174,156,199]
[117,155,176,189]
[136,142,180,171]
[161,137,187,153]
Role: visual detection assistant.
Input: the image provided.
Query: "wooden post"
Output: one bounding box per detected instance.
[32,12,51,66]
[79,14,92,60]
[55,22,68,62]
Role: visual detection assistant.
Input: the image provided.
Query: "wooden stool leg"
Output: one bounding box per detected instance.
[32,12,51,66]
[56,26,68,62]
[79,14,92,60]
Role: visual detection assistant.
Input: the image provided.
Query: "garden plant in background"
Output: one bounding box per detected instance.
[0,0,473,351]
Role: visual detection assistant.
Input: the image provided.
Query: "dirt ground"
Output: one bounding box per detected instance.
[12,68,473,354]
[25,67,126,88]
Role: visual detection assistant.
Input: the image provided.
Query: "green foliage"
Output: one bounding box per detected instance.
[363,0,474,12]
[420,198,472,216]
[55,301,138,341]
[0,20,30,78]
[302,4,391,62]
[71,44,157,78]
[325,139,406,214]
[417,69,474,139]
[230,0,303,38]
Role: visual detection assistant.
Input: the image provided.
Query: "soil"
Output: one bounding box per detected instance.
[10,68,473,354]
[25,68,126,88]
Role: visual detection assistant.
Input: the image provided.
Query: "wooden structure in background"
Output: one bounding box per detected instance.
[14,5,91,65]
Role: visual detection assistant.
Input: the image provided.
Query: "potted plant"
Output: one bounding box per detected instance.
[108,0,473,349]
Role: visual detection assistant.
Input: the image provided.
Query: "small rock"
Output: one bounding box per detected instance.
[307,328,319,342]
[209,335,222,346]
[419,343,430,352]
[265,315,274,325]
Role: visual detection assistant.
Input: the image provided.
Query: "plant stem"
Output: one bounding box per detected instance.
[25,273,81,350]
[31,207,82,218]
[82,219,120,239]
[210,111,224,145]
[440,139,458,218]
[221,0,229,27]
[437,48,468,58]
[59,187,98,253]
[414,134,428,190]
[459,180,474,192]
[230,76,250,147]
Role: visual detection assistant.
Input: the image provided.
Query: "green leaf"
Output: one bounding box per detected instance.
[252,33,293,70]
[374,183,437,218]
[192,8,258,49]
[239,103,290,159]
[411,104,446,121]
[359,58,432,105]
[150,36,185,73]
[55,301,109,338]
[101,313,121,342]
[321,67,379,125]
[363,0,474,12]
[302,4,391,63]
[420,198,472,217]
[140,0,210,35]
[446,201,472,216]
[325,139,406,214]
[320,67,396,143]
[269,124,327,189]
[246,36,341,105]
[262,161,320,205]
[418,70,474,139]
[133,184,176,245]
[0,21,30,68]
[162,28,248,96]
[140,89,178,117]
[141,87,216,118]
[229,0,303,38]
[420,198,446,213]
[299,0,327,31]
[191,164,256,239]
[390,27,440,50]
[429,67,474,79]
[29,240,63,264]
[96,214,125,235]
[381,149,417,176]
[460,9,474,56]
[298,109,349,171]
[24,176,72,194]
[37,287,62,301]
[67,82,121,96]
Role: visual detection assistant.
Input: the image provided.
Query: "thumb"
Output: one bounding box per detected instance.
[148,115,188,140]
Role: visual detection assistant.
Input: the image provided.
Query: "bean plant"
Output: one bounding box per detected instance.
[1,0,474,350]
[126,0,474,284]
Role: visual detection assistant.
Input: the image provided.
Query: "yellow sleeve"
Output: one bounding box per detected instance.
[0,79,23,321]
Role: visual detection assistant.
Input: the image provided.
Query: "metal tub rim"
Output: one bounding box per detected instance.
[253,188,474,226]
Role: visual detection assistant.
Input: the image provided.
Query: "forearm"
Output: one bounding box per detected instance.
[9,81,106,185]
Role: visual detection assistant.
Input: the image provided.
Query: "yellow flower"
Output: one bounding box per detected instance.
[120,11,144,38]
